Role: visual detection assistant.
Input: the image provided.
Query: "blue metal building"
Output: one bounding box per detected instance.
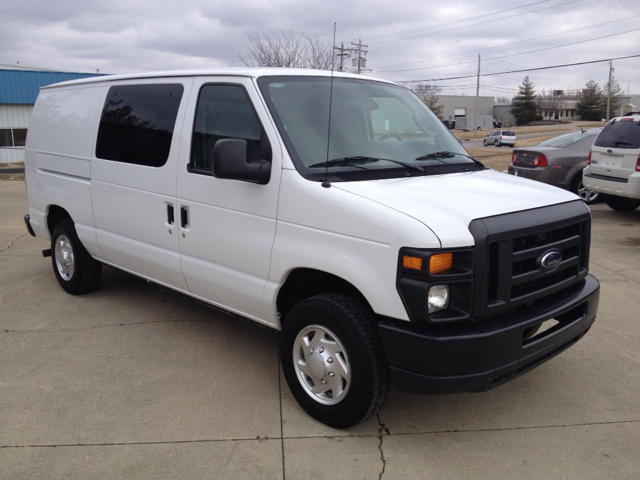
[0,67,105,163]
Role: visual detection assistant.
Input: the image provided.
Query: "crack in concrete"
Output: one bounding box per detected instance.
[590,261,640,285]
[377,414,390,480]
[1,318,203,334]
[2,419,639,450]
[0,233,28,254]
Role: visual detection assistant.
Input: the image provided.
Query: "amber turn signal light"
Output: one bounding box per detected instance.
[430,253,453,274]
[402,256,423,271]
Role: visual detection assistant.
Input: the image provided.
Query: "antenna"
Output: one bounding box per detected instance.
[322,23,337,189]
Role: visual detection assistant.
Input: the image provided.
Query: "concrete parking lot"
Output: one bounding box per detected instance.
[1,179,639,479]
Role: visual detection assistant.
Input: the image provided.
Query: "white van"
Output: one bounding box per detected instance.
[23,69,600,428]
[583,113,640,211]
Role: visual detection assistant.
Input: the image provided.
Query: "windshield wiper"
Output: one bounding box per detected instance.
[310,156,424,172]
[415,151,485,168]
[308,157,377,169]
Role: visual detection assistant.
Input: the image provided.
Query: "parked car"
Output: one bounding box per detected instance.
[483,130,516,147]
[583,114,640,211]
[493,120,503,128]
[507,129,602,204]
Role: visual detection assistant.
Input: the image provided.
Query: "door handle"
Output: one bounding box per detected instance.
[167,204,174,225]
[180,206,188,228]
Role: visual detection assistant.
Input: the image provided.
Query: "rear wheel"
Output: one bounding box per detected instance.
[604,194,640,212]
[280,294,390,429]
[572,176,599,204]
[51,219,102,294]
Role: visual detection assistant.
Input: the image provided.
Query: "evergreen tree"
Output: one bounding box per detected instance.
[510,76,538,125]
[602,75,623,120]
[577,80,605,121]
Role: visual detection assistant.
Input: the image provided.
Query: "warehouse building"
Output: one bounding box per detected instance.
[0,64,103,163]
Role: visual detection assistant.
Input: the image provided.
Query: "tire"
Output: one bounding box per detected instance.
[495,140,500,147]
[280,294,391,429]
[51,219,102,295]
[571,176,599,204]
[483,141,487,147]
[604,194,640,212]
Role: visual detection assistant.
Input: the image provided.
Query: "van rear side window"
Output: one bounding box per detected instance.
[96,84,184,167]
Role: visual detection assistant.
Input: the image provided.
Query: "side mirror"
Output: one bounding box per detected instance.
[212,138,271,184]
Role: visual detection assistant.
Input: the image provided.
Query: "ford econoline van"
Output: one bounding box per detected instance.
[24,69,600,428]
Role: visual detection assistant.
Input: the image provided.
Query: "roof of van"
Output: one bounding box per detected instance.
[39,68,395,90]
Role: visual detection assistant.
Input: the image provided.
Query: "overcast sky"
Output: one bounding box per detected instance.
[1,0,638,99]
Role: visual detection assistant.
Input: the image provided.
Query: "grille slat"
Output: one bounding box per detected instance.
[511,257,580,286]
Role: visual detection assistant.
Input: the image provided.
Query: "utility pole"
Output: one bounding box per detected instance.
[333,42,351,72]
[474,54,480,138]
[350,39,368,74]
[606,61,613,122]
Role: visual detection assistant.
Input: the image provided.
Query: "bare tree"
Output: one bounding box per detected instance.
[495,96,511,104]
[536,89,563,119]
[238,30,335,70]
[413,83,444,120]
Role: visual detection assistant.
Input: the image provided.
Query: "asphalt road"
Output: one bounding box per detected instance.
[464,130,568,149]
[1,180,639,479]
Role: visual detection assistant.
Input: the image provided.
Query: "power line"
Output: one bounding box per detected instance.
[384,27,640,73]
[368,0,580,45]
[360,0,550,41]
[397,54,640,84]
[377,14,640,71]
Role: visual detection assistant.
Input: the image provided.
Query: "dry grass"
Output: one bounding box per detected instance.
[0,173,24,181]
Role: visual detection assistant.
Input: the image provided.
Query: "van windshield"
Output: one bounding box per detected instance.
[257,76,479,181]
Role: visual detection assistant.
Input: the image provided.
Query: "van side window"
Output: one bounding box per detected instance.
[190,84,262,173]
[96,84,184,167]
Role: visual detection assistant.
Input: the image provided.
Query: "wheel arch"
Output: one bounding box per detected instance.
[47,205,73,236]
[276,268,372,323]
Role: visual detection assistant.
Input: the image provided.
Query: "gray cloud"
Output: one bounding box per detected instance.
[1,0,638,96]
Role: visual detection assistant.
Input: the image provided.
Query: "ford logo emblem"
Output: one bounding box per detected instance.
[538,249,562,272]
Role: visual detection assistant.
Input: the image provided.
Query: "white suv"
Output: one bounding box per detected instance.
[583,113,640,211]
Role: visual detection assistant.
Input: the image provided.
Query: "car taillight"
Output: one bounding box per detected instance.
[636,154,640,171]
[533,153,548,167]
[500,135,503,140]
[512,151,517,163]
[588,151,592,165]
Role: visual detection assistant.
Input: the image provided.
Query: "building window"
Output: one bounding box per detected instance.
[0,128,27,147]
[96,84,184,167]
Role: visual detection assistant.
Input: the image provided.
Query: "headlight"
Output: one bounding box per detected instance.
[428,284,450,314]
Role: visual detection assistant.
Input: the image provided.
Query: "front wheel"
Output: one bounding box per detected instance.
[51,219,102,294]
[280,294,391,429]
[604,194,640,212]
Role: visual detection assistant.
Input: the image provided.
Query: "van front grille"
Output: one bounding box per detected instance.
[469,201,591,319]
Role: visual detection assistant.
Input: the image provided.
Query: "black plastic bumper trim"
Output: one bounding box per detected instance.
[24,214,36,237]
[584,173,628,183]
[378,274,599,395]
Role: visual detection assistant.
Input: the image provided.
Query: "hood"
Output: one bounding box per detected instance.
[334,169,580,248]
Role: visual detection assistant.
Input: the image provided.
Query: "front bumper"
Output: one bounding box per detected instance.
[378,274,599,394]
